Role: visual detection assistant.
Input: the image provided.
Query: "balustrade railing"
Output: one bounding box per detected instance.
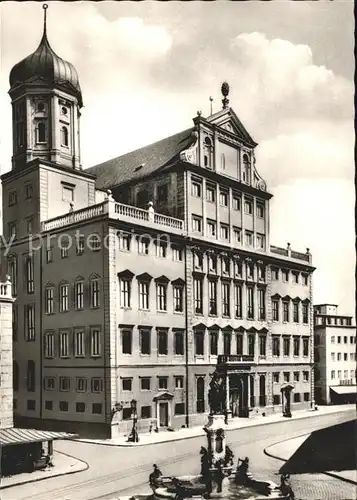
[218,354,254,364]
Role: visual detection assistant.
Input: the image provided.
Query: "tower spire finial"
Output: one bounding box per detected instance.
[43,4,48,38]
[221,82,230,109]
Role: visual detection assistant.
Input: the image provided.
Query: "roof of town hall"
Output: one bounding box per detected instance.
[85,128,195,190]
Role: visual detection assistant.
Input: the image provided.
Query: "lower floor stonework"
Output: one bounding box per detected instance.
[14,360,314,439]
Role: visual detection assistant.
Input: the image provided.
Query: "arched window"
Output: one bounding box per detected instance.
[203,136,214,170]
[196,377,205,413]
[61,126,69,146]
[242,154,251,185]
[37,122,46,143]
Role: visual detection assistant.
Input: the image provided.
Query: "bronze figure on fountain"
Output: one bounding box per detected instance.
[208,371,226,415]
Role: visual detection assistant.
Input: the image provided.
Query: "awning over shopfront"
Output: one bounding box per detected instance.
[0,428,77,447]
[330,386,357,395]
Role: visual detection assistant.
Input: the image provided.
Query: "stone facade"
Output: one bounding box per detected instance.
[0,279,14,429]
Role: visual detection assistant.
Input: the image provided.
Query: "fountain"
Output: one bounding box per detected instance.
[131,370,294,500]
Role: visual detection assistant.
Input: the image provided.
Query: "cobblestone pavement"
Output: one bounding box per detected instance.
[2,408,355,500]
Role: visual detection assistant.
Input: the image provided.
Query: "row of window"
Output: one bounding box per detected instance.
[43,328,101,358]
[271,297,310,323]
[122,328,185,356]
[190,176,263,216]
[121,375,184,392]
[330,370,356,380]
[193,252,267,280]
[315,335,355,345]
[329,352,356,362]
[21,399,103,414]
[315,316,353,327]
[272,393,310,405]
[271,267,309,286]
[8,183,33,206]
[273,371,310,383]
[43,376,103,393]
[45,276,101,314]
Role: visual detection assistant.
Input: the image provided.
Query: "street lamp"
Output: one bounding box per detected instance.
[127,399,139,443]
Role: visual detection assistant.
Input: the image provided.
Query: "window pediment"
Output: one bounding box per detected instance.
[136,272,152,282]
[172,278,185,287]
[118,269,135,280]
[155,275,170,284]
[193,322,206,331]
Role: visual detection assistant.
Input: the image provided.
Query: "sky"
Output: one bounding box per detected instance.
[0,1,355,315]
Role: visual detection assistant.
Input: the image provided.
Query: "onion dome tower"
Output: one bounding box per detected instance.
[9,4,83,170]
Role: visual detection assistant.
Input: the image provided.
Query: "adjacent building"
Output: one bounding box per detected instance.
[0,6,316,438]
[314,304,356,405]
[0,278,14,430]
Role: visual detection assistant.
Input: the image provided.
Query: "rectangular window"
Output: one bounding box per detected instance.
[62,186,74,202]
[292,271,299,284]
[303,337,309,357]
[222,282,230,316]
[272,336,280,356]
[223,333,231,355]
[118,233,131,251]
[59,284,69,312]
[245,231,253,246]
[76,236,84,255]
[257,265,265,281]
[8,190,17,206]
[247,287,254,319]
[59,330,69,357]
[26,218,33,235]
[140,328,151,355]
[121,329,132,354]
[256,203,265,218]
[206,184,216,202]
[76,378,87,392]
[259,335,266,356]
[74,329,85,357]
[139,281,149,310]
[42,330,55,359]
[122,408,132,420]
[273,372,280,384]
[156,242,167,258]
[293,393,301,403]
[220,224,229,240]
[294,372,300,382]
[234,284,242,318]
[121,378,132,392]
[173,285,184,312]
[157,184,168,204]
[236,334,243,355]
[59,376,70,391]
[283,372,290,382]
[90,328,101,357]
[191,179,202,197]
[46,247,53,263]
[208,280,217,315]
[256,234,265,250]
[331,370,335,379]
[258,289,265,320]
[156,283,167,311]
[90,279,100,308]
[234,261,242,278]
[293,336,300,356]
[283,337,290,356]
[138,238,150,255]
[302,274,309,286]
[222,257,230,275]
[75,281,84,310]
[194,252,203,270]
[92,403,102,415]
[174,330,184,355]
[210,332,218,356]
[248,334,255,356]
[76,402,85,413]
[244,200,253,214]
[157,329,168,355]
[207,220,216,237]
[172,247,183,261]
[246,263,254,279]
[302,303,309,323]
[232,194,241,211]
[158,377,168,390]
[60,242,69,259]
[44,400,53,411]
[219,190,228,207]
[175,376,184,389]
[192,216,203,233]
[141,378,151,390]
[27,399,36,411]
[337,352,341,361]
[45,287,54,314]
[283,301,290,322]
[195,331,204,356]
[25,304,35,341]
[175,403,185,415]
[59,401,69,412]
[27,361,35,392]
[25,257,34,294]
[194,278,203,314]
[303,371,309,382]
[233,228,241,244]
[120,279,131,308]
[293,301,299,322]
[141,406,152,419]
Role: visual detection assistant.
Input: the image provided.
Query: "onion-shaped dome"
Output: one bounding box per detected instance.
[9,5,82,107]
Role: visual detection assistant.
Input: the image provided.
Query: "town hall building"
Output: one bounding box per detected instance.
[1,5,315,438]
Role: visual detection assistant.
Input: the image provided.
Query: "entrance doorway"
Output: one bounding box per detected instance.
[159,402,169,427]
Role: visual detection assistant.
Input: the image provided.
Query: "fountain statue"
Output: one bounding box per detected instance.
[143,371,294,500]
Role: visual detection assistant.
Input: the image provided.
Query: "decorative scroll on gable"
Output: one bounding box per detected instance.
[252,151,267,192]
[179,130,199,165]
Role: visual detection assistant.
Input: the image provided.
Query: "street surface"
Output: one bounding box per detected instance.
[2,408,355,500]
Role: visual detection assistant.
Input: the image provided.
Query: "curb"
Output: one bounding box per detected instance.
[73,408,352,448]
[0,450,89,490]
[264,435,357,487]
